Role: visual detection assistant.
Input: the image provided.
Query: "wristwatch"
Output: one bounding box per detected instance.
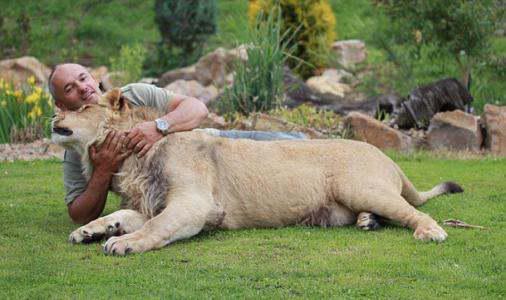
[154,118,171,136]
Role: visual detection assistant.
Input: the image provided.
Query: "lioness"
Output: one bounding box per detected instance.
[52,89,462,255]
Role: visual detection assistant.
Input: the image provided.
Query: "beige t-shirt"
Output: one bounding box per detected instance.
[62,83,174,205]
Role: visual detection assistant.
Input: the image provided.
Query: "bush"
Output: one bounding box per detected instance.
[109,43,147,86]
[153,0,217,72]
[218,12,289,117]
[374,0,497,88]
[0,77,53,143]
[248,0,336,78]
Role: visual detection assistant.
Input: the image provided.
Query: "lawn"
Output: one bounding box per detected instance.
[0,155,504,298]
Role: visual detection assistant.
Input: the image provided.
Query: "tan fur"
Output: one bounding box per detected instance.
[53,89,459,255]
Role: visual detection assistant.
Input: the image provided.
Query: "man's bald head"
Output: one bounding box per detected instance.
[49,63,102,111]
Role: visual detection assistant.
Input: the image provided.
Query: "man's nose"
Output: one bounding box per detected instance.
[76,80,87,92]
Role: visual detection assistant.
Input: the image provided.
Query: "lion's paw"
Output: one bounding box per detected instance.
[414,224,447,242]
[102,233,147,256]
[69,221,120,244]
[356,212,381,231]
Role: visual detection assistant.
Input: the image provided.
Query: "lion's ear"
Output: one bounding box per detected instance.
[101,88,128,112]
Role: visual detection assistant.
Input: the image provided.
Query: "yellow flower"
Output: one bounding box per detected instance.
[13,90,22,100]
[34,86,42,95]
[1,100,6,108]
[33,105,42,117]
[27,76,36,86]
[25,92,39,104]
[6,90,12,96]
[28,110,36,120]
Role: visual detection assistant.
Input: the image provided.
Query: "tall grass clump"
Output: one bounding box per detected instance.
[0,77,53,143]
[109,43,147,86]
[219,12,290,117]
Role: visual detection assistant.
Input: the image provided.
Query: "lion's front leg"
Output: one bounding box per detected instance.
[69,209,147,244]
[103,188,215,256]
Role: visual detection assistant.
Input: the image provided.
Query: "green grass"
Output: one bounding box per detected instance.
[1,156,505,298]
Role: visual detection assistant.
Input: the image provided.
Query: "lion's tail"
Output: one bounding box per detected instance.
[397,167,463,207]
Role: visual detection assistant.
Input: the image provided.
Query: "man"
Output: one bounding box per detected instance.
[50,63,210,224]
[51,63,305,225]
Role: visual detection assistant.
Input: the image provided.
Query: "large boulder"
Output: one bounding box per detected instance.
[164,80,219,104]
[427,110,483,152]
[0,56,51,87]
[158,65,197,88]
[343,112,412,152]
[482,104,506,156]
[331,40,367,68]
[194,46,248,88]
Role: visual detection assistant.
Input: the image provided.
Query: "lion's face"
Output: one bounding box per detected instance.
[51,88,127,152]
[51,104,108,150]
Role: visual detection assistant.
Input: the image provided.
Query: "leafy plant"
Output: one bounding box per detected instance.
[153,0,217,72]
[0,77,53,143]
[374,0,497,88]
[248,0,336,78]
[109,43,147,86]
[218,11,290,117]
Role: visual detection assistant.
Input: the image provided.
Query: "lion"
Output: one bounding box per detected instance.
[51,89,463,256]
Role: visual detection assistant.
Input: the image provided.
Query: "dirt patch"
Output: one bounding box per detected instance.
[0,139,64,162]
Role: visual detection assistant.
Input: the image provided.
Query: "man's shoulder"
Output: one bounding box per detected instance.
[120,83,174,109]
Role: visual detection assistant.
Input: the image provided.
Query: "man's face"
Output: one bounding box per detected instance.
[52,64,102,111]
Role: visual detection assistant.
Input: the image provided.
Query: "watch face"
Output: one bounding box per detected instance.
[157,119,169,130]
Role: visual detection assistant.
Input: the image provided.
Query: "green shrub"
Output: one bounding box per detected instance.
[109,43,147,86]
[0,77,53,143]
[218,12,289,117]
[248,0,336,78]
[153,0,217,72]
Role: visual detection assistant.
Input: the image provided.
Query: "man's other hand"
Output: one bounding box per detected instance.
[90,131,131,174]
[124,121,163,158]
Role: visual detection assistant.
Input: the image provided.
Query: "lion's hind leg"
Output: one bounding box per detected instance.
[344,190,447,242]
[69,209,147,244]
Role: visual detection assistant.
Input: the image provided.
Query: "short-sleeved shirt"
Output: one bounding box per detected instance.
[62,83,175,205]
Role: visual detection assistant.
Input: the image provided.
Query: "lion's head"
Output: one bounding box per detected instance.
[51,88,129,154]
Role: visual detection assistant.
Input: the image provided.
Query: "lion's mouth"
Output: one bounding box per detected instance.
[52,126,73,136]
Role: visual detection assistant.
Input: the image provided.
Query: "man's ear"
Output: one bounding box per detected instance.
[102,88,129,112]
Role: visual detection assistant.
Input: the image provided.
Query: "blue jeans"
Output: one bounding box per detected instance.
[199,129,307,141]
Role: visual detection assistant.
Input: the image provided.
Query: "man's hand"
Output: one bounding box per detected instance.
[124,121,163,158]
[90,131,131,174]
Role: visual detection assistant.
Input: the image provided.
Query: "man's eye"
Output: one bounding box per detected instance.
[80,75,87,81]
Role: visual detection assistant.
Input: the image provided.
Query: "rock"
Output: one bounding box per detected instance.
[343,112,412,152]
[427,110,483,152]
[0,56,51,87]
[321,68,357,85]
[199,113,228,129]
[306,75,352,98]
[482,104,506,156]
[195,46,247,88]
[331,40,367,68]
[283,66,339,107]
[164,80,219,104]
[89,66,109,82]
[158,65,197,87]
[234,113,323,139]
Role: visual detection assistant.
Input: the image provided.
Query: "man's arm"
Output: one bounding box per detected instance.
[125,94,208,157]
[67,131,130,224]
